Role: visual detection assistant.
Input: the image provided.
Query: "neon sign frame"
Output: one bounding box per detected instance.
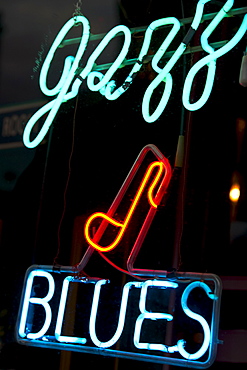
[22,0,247,148]
[16,265,222,369]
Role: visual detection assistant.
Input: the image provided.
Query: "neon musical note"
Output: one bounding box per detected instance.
[84,160,169,253]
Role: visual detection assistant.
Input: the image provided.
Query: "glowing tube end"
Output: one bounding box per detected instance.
[239,53,247,87]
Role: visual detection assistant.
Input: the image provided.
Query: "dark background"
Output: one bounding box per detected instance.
[0,1,247,369]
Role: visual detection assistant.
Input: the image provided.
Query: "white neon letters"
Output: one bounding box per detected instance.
[177,281,218,360]
[133,280,179,352]
[18,269,218,363]
[89,280,141,348]
[22,1,247,148]
[55,276,87,344]
[18,270,55,340]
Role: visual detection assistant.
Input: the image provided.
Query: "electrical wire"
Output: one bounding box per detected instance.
[53,95,78,266]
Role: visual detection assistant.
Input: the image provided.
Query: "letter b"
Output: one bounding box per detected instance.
[18,269,55,340]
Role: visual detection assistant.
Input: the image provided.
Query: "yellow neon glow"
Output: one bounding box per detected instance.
[84,161,165,252]
[229,184,240,203]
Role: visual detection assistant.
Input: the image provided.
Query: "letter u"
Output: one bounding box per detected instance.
[89,280,141,348]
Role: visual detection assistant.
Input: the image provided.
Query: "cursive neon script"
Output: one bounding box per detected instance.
[23,0,247,148]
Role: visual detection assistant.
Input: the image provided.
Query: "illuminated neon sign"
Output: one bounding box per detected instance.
[16,266,221,368]
[23,0,247,148]
[16,145,222,367]
[79,144,172,276]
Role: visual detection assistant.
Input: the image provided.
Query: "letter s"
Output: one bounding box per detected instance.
[177,281,218,360]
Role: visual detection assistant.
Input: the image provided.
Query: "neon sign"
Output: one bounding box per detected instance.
[78,144,172,276]
[16,145,222,367]
[16,266,221,368]
[23,0,247,148]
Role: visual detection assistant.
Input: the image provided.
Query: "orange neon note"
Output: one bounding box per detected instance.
[84,161,168,252]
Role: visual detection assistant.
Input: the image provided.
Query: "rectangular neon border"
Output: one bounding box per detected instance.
[16,265,222,369]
